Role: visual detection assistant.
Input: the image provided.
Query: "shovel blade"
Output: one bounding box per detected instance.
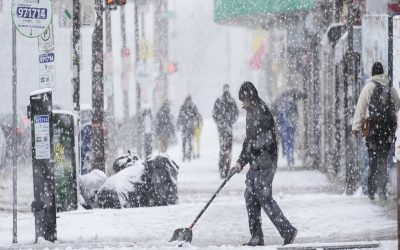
[170,228,192,243]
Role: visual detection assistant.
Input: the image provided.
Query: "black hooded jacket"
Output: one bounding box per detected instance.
[177,96,199,133]
[212,91,238,132]
[237,83,278,169]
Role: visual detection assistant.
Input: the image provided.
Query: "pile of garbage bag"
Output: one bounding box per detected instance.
[79,151,179,209]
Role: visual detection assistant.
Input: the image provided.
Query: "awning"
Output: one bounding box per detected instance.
[214,0,316,27]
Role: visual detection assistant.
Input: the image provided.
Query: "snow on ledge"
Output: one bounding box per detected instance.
[30,88,52,97]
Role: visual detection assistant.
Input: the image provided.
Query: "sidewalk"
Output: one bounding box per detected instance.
[0,119,397,249]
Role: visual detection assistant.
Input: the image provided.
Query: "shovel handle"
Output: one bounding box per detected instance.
[189,168,237,229]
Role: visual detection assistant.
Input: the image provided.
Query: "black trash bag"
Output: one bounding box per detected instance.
[145,154,179,206]
[79,169,108,209]
[96,153,179,208]
[112,150,140,174]
[96,159,148,208]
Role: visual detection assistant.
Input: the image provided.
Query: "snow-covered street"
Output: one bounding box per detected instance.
[0,119,397,249]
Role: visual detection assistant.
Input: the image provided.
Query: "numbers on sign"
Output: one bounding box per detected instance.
[40,9,47,19]
[16,7,47,19]
[17,7,23,17]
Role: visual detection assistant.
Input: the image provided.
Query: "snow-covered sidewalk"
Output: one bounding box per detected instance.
[0,119,397,249]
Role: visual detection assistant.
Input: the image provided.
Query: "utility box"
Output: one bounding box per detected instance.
[28,88,57,242]
[53,110,78,212]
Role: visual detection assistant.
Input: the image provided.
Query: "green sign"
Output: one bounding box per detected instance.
[214,0,315,24]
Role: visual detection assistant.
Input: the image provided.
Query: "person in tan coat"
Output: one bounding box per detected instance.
[352,62,400,200]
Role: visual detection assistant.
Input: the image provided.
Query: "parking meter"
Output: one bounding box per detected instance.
[53,110,77,212]
[28,88,56,242]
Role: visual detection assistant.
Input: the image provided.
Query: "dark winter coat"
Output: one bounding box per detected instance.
[155,103,174,140]
[237,97,278,170]
[177,97,199,134]
[212,92,239,132]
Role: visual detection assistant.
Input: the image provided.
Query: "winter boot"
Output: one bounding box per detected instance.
[242,236,264,246]
[283,228,297,245]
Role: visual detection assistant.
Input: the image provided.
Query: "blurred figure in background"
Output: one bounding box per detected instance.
[192,113,203,159]
[177,95,200,162]
[272,89,306,167]
[142,108,153,158]
[212,84,238,178]
[155,100,175,153]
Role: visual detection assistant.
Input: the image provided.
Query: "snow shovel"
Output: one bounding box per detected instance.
[170,168,238,244]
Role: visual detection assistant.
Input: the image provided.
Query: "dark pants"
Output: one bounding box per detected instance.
[245,166,295,240]
[182,130,193,161]
[366,142,391,199]
[144,134,152,157]
[218,129,232,178]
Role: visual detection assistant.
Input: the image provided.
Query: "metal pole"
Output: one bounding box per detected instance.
[154,0,169,111]
[72,0,81,113]
[104,7,115,166]
[12,21,17,244]
[388,16,393,88]
[92,0,105,171]
[345,0,357,194]
[120,5,129,123]
[134,0,141,114]
[134,0,143,157]
[72,0,81,180]
[105,8,113,120]
[388,15,399,250]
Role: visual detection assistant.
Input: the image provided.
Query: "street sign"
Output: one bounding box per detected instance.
[58,0,72,28]
[38,22,54,52]
[11,0,53,38]
[81,0,95,27]
[39,52,56,88]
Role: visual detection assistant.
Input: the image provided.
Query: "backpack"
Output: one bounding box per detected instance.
[368,81,397,143]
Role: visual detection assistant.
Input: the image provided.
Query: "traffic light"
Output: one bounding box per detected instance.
[105,0,115,5]
[168,63,177,74]
[105,0,127,6]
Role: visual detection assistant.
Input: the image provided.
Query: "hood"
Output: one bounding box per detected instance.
[368,74,389,86]
[239,81,259,101]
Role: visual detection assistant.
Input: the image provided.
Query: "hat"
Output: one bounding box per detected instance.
[239,81,258,101]
[372,62,384,76]
[223,84,229,92]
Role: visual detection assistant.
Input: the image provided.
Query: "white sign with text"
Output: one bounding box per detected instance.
[11,0,53,38]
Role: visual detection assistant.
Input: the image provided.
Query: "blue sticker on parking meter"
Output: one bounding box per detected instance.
[34,115,50,159]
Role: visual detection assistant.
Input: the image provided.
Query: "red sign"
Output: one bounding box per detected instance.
[121,47,130,58]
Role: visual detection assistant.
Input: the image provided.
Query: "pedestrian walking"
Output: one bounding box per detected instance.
[193,113,203,159]
[272,89,306,167]
[233,81,297,246]
[142,108,153,158]
[155,101,175,153]
[177,95,200,162]
[352,62,400,201]
[212,84,238,178]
